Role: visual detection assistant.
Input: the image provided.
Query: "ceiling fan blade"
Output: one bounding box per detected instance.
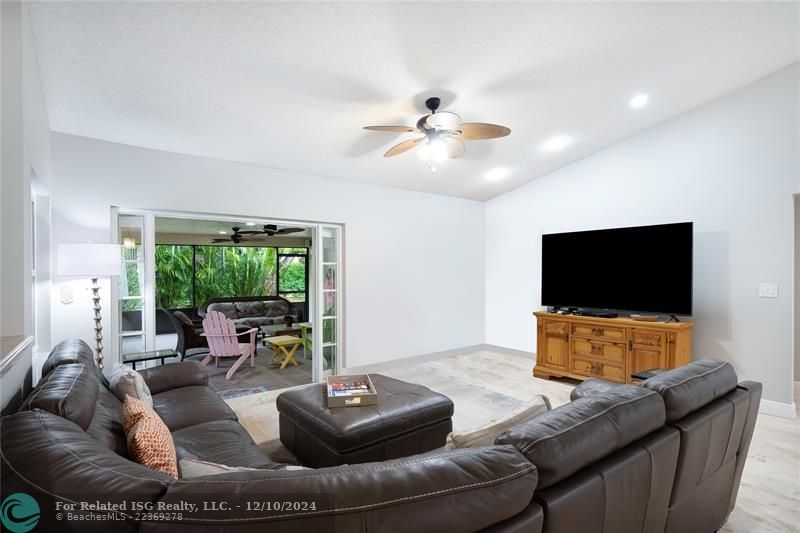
[363,126,417,133]
[212,238,230,243]
[276,227,305,235]
[237,230,262,235]
[442,136,465,159]
[458,123,511,140]
[426,112,461,130]
[384,137,425,157]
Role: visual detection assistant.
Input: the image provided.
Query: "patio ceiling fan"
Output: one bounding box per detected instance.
[363,96,511,171]
[212,225,304,244]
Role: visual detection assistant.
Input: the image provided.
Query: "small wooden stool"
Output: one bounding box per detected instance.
[264,335,303,369]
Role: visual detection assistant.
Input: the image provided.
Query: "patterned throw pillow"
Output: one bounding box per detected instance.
[122,395,178,478]
[109,364,153,409]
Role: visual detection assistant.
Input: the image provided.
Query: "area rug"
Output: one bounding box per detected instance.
[217,386,269,401]
[223,350,574,462]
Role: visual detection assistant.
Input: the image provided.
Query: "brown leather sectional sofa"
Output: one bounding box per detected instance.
[0,339,760,532]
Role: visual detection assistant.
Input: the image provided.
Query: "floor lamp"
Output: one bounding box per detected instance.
[58,243,122,370]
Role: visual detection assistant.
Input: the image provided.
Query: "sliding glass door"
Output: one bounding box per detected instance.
[112,209,343,380]
[314,225,342,379]
[114,212,156,364]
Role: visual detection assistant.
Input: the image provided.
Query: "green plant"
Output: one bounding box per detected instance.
[121,263,142,311]
[279,259,306,292]
[155,244,308,309]
[154,245,193,309]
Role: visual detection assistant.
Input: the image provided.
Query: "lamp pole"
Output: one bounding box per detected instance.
[90,277,105,369]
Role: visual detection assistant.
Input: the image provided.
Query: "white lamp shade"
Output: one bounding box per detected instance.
[58,243,122,277]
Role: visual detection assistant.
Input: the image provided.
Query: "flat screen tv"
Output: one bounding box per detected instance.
[541,222,693,315]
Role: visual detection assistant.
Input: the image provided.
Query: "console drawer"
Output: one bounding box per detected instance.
[571,357,625,383]
[572,324,625,342]
[630,329,665,349]
[572,338,625,362]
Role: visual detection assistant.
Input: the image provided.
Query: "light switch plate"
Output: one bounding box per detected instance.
[758,282,779,298]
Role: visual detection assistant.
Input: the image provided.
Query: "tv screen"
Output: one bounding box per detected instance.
[541,222,693,315]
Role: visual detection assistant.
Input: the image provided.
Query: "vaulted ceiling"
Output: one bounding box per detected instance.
[28,1,799,200]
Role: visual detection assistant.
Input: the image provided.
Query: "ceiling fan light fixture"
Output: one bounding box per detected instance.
[218,231,227,234]
[364,95,510,164]
[418,138,449,163]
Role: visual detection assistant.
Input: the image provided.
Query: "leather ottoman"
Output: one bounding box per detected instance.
[276,374,454,467]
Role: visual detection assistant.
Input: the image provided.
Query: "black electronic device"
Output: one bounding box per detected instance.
[541,222,693,315]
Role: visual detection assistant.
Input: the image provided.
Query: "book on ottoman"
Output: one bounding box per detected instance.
[326,374,378,408]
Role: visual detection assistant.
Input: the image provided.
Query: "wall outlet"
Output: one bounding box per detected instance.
[758,282,779,299]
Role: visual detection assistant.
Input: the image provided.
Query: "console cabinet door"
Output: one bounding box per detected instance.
[539,320,569,371]
[628,328,668,377]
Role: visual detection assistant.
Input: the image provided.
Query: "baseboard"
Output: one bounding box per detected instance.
[759,399,797,419]
[341,344,486,374]
[480,344,536,360]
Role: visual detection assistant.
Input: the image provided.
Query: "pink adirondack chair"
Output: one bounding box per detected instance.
[200,310,258,380]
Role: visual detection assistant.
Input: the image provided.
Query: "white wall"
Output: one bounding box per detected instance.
[485,64,799,405]
[1,1,52,408]
[49,134,485,369]
[795,195,800,382]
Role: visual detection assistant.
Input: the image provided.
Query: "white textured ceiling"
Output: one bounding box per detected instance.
[28,1,799,201]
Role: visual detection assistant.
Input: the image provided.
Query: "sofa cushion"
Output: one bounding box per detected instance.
[21,363,99,430]
[172,419,281,470]
[1,410,172,512]
[151,386,237,431]
[138,360,208,395]
[151,445,537,531]
[641,358,738,422]
[40,339,108,386]
[235,301,265,317]
[570,377,621,401]
[237,317,274,327]
[496,385,665,488]
[123,395,179,478]
[206,302,238,319]
[86,386,129,457]
[263,299,290,317]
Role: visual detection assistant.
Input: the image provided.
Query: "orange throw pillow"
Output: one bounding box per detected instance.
[122,395,178,478]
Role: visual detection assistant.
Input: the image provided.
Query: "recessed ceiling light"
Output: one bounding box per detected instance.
[245,222,256,226]
[541,135,573,152]
[218,231,227,235]
[629,93,649,109]
[485,167,511,182]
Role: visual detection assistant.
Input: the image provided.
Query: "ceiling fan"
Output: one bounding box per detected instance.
[363,97,511,171]
[212,225,304,243]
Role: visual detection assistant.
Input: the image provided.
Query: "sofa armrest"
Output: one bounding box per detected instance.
[139,360,208,395]
[569,377,621,401]
[148,446,537,531]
